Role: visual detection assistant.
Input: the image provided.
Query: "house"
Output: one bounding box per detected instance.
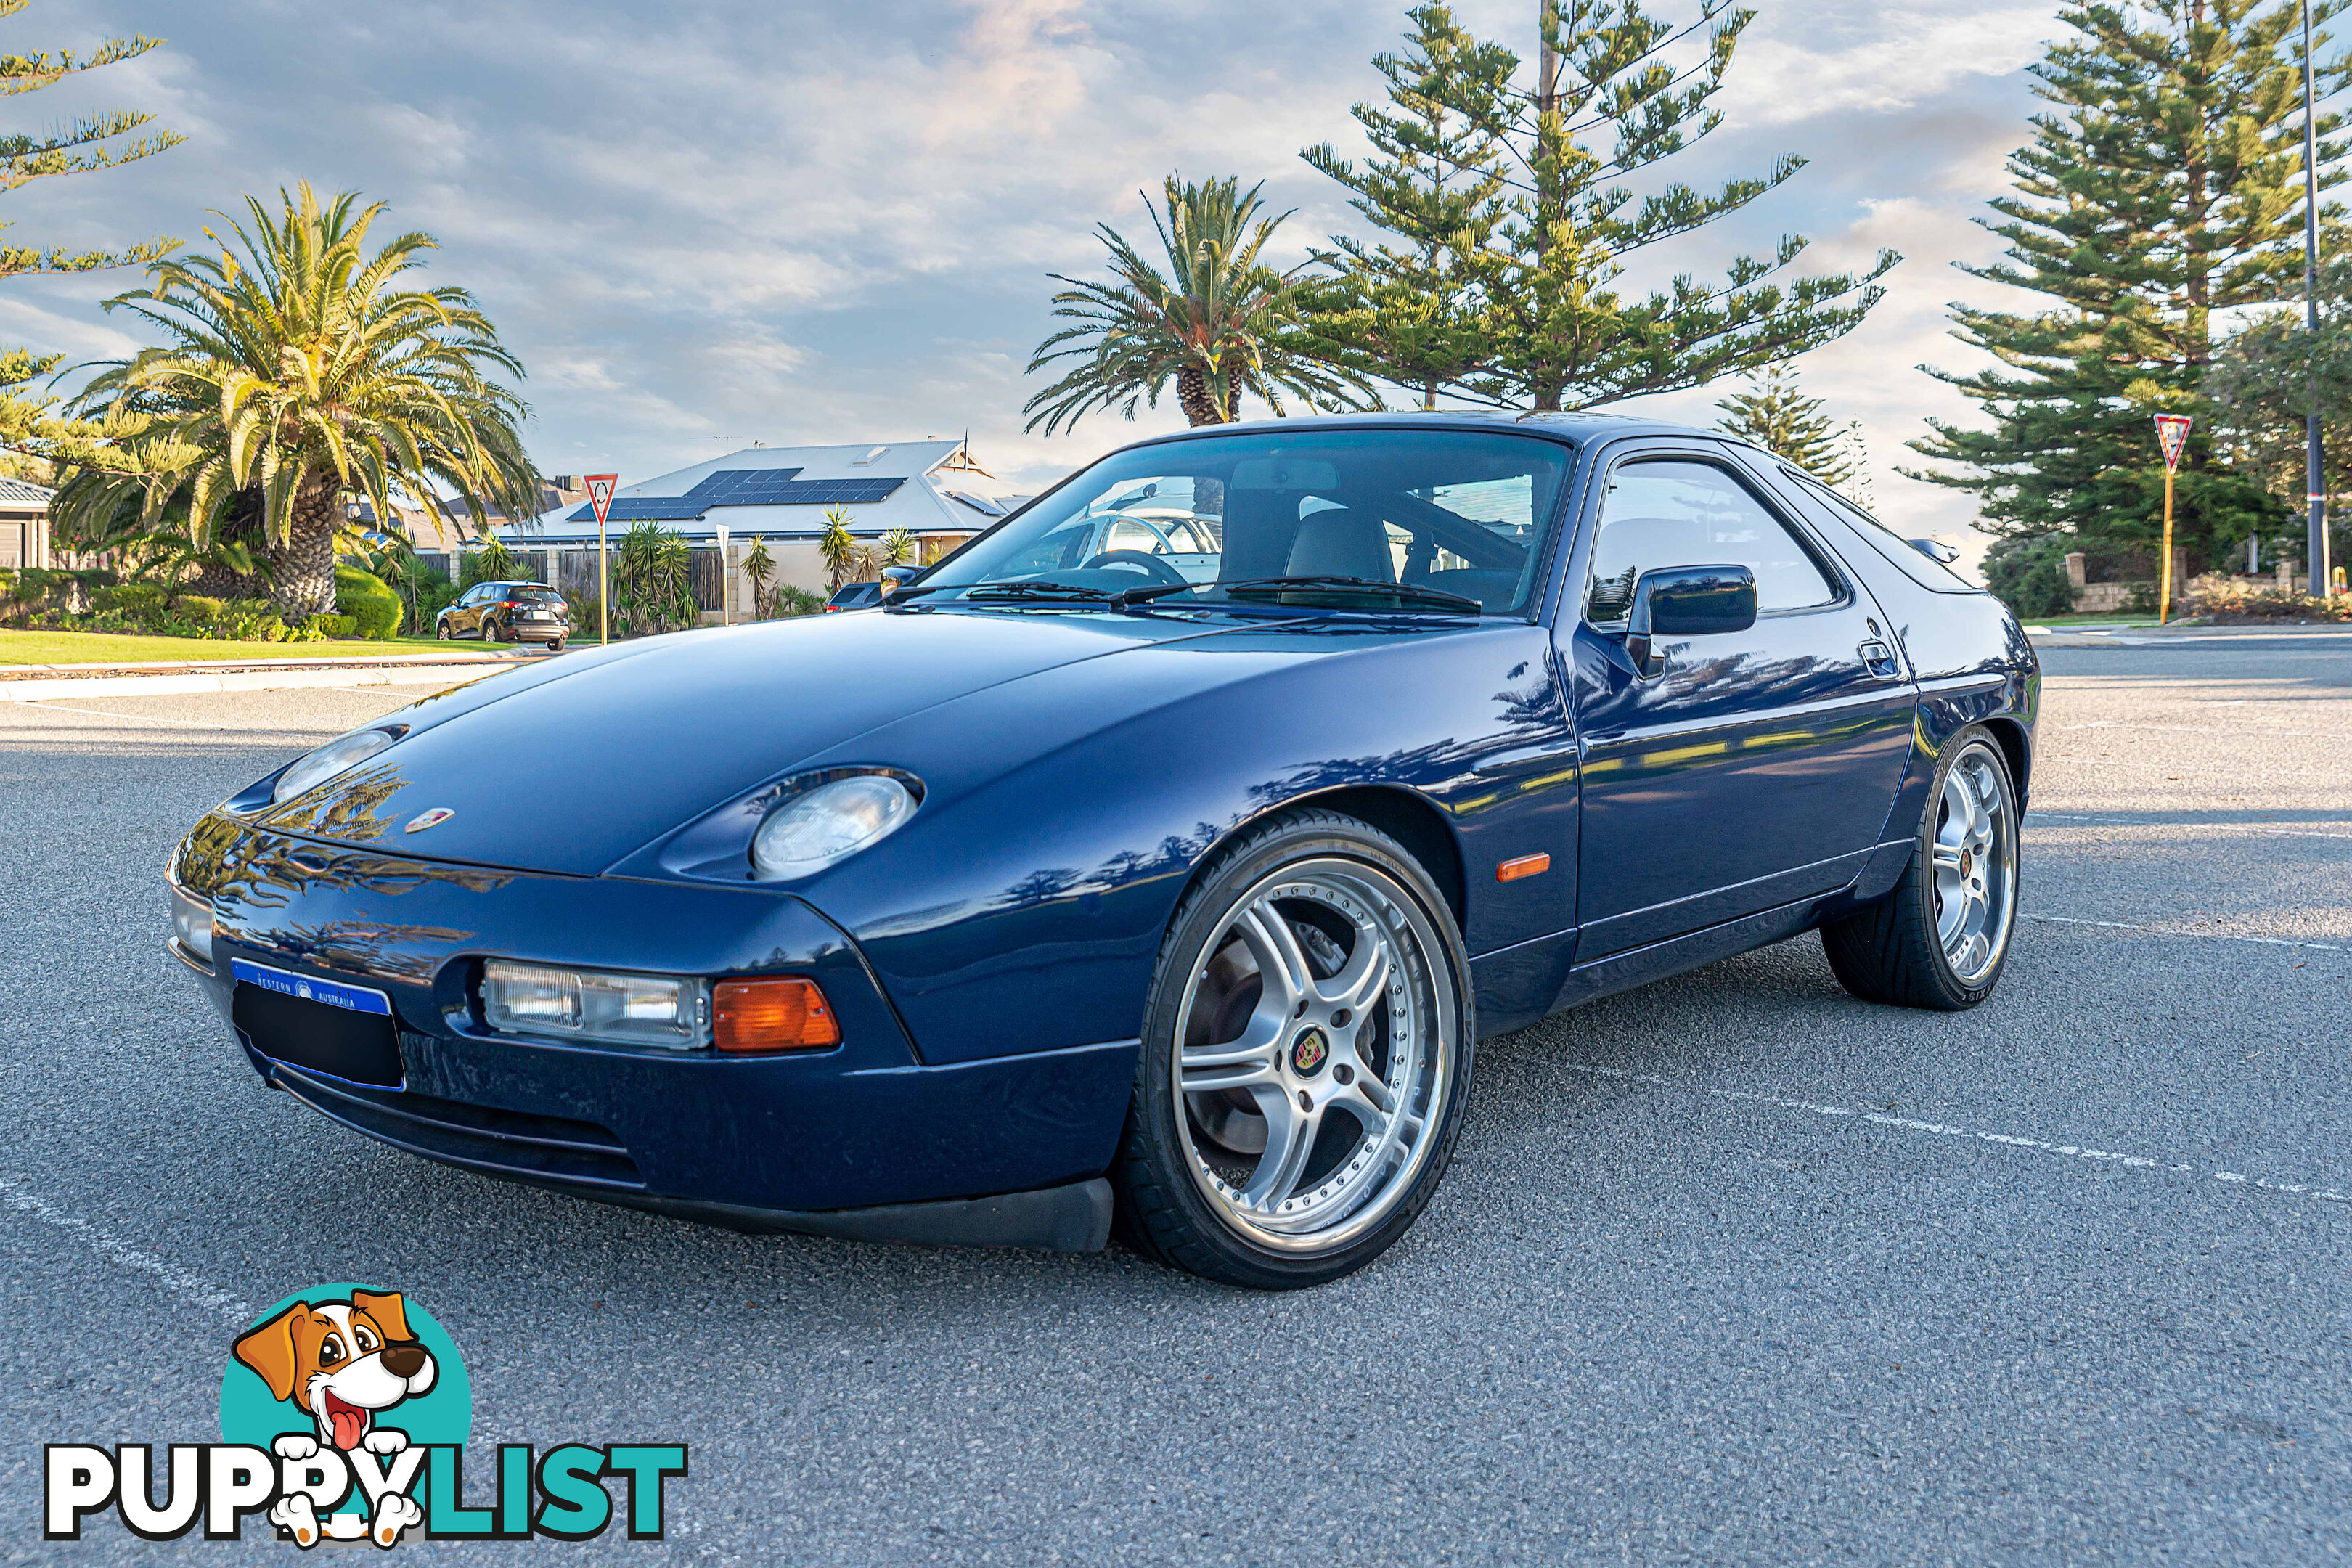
[0,475,54,568]
[352,475,589,552]
[517,440,1024,599]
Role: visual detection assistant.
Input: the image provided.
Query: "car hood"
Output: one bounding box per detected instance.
[246,608,1272,875]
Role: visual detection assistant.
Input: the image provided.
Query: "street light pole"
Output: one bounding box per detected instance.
[2303,0,2331,597]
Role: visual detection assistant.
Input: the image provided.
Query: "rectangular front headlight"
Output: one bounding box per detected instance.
[168,883,215,967]
[481,960,709,1049]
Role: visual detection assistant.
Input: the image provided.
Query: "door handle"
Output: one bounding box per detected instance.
[1858,638,1900,677]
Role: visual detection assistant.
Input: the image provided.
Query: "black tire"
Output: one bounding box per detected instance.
[547,637,564,653]
[435,618,452,641]
[1822,727,2020,1010]
[485,616,508,644]
[1112,807,1475,1289]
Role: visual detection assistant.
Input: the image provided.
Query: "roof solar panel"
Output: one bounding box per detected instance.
[685,467,805,499]
[697,475,908,508]
[563,471,910,524]
[565,496,710,523]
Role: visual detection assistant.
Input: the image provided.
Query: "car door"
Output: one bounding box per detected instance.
[1559,440,1916,958]
[455,585,489,637]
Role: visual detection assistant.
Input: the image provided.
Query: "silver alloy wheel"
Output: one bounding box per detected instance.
[1932,746,2015,986]
[1170,857,1458,1256]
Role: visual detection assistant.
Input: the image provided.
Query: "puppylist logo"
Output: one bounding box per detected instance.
[44,1283,687,1547]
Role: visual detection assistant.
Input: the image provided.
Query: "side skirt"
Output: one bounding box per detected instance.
[1479,835,1914,1028]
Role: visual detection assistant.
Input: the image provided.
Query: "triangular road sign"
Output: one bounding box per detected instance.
[584,473,618,526]
[2154,414,2192,474]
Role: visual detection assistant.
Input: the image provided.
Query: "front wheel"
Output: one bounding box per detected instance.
[1114,807,1474,1289]
[1822,729,2020,1010]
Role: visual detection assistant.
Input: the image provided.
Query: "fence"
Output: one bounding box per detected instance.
[427,545,728,615]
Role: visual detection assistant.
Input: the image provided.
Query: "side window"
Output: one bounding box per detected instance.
[1002,523,1091,574]
[1103,518,1169,555]
[1585,458,1838,624]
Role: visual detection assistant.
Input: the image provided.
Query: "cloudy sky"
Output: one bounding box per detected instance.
[8,0,2061,558]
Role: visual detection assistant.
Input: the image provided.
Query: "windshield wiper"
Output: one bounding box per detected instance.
[1111,575,1483,613]
[886,579,1114,606]
[963,580,1116,602]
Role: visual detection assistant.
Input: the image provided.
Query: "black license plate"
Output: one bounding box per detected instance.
[230,960,403,1087]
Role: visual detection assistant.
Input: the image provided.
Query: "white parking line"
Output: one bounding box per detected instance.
[2025,912,2348,953]
[2033,812,2352,843]
[23,701,240,729]
[1564,1065,2352,1207]
[0,1175,254,1323]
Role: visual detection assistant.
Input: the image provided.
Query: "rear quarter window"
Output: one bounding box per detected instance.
[1769,462,1980,595]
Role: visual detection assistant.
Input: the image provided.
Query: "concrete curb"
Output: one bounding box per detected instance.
[0,658,526,701]
[2028,623,2352,648]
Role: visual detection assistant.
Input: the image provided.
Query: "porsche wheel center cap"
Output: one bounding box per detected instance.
[1289,1027,1330,1077]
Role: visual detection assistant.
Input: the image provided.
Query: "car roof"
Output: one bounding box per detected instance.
[1103,409,1758,455]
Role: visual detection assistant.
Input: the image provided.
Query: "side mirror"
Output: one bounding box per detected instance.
[878,564,921,597]
[1624,564,1758,677]
[1909,537,1959,564]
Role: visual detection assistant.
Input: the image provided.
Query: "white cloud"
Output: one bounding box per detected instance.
[7,0,2070,550]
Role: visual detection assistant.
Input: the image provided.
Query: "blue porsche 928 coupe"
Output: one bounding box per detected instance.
[167,415,2038,1289]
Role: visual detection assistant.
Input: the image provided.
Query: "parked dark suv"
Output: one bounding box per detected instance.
[436,581,571,650]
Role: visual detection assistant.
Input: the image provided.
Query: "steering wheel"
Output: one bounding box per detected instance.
[1081,549,1187,586]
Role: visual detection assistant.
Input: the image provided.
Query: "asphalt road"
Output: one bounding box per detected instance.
[2,630,2347,1564]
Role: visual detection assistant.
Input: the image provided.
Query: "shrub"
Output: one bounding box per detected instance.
[174,595,226,629]
[335,563,404,640]
[219,598,283,640]
[310,612,358,638]
[2185,573,2352,622]
[566,592,603,638]
[1983,534,2075,620]
[98,582,171,619]
[772,584,826,618]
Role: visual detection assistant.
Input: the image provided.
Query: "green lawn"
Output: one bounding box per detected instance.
[1,629,453,666]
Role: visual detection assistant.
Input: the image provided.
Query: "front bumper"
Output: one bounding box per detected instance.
[170,814,1134,1248]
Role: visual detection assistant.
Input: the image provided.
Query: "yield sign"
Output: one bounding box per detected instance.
[584,473,618,525]
[2154,414,2192,474]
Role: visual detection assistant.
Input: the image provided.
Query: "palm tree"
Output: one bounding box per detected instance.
[742,534,775,618]
[611,520,694,635]
[49,183,538,620]
[474,528,519,581]
[1024,176,1371,435]
[878,528,916,569]
[819,507,861,590]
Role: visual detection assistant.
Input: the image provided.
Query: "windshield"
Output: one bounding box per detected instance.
[915,428,1573,615]
[509,585,561,601]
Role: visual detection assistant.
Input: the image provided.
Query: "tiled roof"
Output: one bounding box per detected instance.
[0,475,55,506]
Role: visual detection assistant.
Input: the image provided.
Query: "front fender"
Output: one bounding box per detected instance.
[781,619,1578,1063]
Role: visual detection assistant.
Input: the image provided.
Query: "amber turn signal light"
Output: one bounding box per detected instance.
[713,977,841,1053]
[1495,852,1551,883]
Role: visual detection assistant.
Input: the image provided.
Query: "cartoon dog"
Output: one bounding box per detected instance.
[233,1288,438,1454]
[233,1290,438,1547]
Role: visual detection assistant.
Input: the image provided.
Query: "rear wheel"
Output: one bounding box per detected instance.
[1822,729,2019,1010]
[1114,807,1473,1289]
